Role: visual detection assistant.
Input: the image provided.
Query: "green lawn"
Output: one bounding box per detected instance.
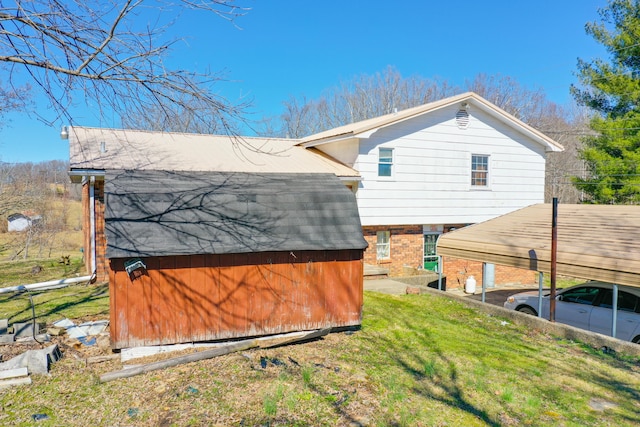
[0,257,86,287]
[0,284,638,426]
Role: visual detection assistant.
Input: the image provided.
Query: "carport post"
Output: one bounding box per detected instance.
[537,272,543,318]
[612,284,619,338]
[481,262,487,303]
[437,256,443,290]
[549,198,558,322]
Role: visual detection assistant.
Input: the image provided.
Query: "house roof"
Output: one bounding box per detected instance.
[299,92,563,153]
[68,126,358,179]
[104,170,368,259]
[7,213,27,222]
[436,203,640,288]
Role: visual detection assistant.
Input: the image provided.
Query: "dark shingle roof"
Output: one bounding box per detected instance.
[104,170,367,258]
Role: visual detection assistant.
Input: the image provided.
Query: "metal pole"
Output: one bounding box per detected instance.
[538,272,544,318]
[549,198,558,322]
[0,275,94,295]
[481,262,486,303]
[612,284,618,338]
[437,255,443,291]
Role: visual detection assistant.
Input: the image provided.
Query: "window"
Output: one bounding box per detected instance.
[376,231,390,260]
[378,148,393,177]
[558,287,600,305]
[599,290,639,312]
[471,155,489,187]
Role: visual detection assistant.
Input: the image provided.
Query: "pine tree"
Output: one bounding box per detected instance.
[572,0,640,204]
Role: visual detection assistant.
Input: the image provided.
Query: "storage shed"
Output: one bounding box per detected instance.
[105,170,368,349]
[7,213,40,232]
[436,203,640,289]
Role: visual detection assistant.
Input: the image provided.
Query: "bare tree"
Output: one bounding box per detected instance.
[121,93,233,134]
[0,160,77,259]
[464,74,551,127]
[541,107,590,204]
[0,1,249,132]
[271,66,458,138]
[273,68,569,140]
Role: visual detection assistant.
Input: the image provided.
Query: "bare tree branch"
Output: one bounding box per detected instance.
[0,1,250,132]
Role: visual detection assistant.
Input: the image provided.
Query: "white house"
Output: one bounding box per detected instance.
[298,92,563,287]
[7,213,41,232]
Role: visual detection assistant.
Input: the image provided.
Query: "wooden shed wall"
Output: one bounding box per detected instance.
[108,249,363,349]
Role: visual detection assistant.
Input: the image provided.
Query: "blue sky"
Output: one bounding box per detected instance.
[0,0,609,163]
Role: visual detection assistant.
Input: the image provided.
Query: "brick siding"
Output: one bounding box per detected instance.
[442,256,537,289]
[363,225,423,276]
[363,224,537,288]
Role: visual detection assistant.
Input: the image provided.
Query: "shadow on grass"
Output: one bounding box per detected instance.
[1,283,109,324]
[359,291,640,426]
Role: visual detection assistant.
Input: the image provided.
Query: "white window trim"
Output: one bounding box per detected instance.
[377,147,394,180]
[470,153,490,189]
[376,230,390,261]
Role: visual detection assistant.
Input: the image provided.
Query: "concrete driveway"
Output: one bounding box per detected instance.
[364,278,539,307]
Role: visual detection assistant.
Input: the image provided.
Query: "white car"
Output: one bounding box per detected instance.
[504,281,640,344]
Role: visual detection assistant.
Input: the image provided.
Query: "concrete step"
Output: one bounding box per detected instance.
[364,264,389,277]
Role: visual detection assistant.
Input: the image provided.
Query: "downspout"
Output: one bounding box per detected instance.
[89,175,97,276]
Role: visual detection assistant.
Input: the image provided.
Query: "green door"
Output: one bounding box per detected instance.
[423,233,440,272]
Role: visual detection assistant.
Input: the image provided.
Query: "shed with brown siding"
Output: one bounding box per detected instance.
[105,170,367,349]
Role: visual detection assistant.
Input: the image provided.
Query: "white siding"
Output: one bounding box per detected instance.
[353,105,547,226]
[315,138,360,166]
[8,217,30,232]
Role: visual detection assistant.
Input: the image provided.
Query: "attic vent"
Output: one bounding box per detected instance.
[456,109,470,129]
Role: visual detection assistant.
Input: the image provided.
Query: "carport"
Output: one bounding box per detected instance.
[436,203,640,339]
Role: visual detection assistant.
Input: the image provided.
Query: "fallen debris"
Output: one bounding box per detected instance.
[13,322,40,338]
[100,339,258,383]
[0,367,31,389]
[52,318,109,340]
[120,328,330,362]
[101,328,331,383]
[256,328,330,349]
[86,354,120,365]
[0,344,62,375]
[120,342,221,362]
[31,413,49,422]
[0,367,28,379]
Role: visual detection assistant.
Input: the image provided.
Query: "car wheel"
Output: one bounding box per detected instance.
[633,335,640,344]
[517,306,537,316]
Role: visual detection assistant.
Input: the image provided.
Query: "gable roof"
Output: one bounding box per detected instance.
[298,92,563,153]
[104,170,368,259]
[68,126,358,179]
[7,213,28,222]
[436,203,640,288]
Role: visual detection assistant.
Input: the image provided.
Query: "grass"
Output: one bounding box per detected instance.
[0,285,638,426]
[0,256,86,286]
[0,257,108,324]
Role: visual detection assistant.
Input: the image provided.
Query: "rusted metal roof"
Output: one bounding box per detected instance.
[68,126,359,178]
[436,204,640,288]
